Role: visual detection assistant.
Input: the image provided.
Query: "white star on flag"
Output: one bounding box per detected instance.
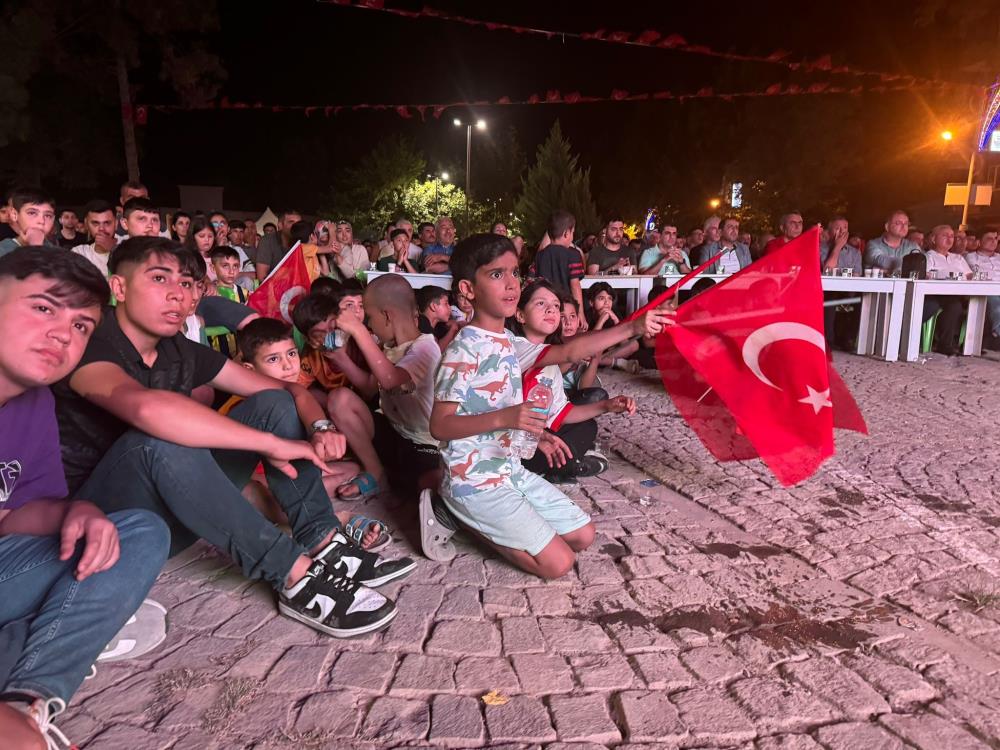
[798,385,833,414]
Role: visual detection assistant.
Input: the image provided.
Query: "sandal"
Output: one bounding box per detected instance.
[336,472,381,501]
[344,515,392,553]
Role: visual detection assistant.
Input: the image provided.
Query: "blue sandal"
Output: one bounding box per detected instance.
[344,515,392,552]
[336,471,381,501]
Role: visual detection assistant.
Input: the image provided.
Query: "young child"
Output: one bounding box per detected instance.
[0,188,57,257]
[511,279,637,481]
[292,292,388,500]
[559,296,601,396]
[450,287,473,323]
[211,246,249,303]
[333,274,443,501]
[416,285,461,351]
[587,282,640,372]
[428,234,671,578]
[230,318,391,550]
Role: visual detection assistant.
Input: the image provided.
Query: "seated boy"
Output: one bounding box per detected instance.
[416,285,461,351]
[293,292,388,500]
[211,246,250,303]
[428,233,671,578]
[587,282,640,372]
[54,237,414,641]
[0,247,169,749]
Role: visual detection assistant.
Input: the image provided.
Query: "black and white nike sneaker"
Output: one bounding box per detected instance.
[279,561,397,638]
[313,532,416,587]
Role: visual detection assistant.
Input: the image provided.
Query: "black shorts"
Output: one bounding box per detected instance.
[372,411,441,497]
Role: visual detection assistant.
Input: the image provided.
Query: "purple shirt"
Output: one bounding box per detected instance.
[0,387,68,511]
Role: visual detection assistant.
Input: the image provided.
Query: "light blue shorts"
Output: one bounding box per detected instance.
[443,469,591,556]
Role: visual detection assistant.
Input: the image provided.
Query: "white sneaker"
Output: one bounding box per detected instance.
[97,598,167,662]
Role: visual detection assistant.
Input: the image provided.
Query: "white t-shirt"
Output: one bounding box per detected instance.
[925,250,972,278]
[512,337,572,430]
[965,252,1000,280]
[380,334,441,446]
[71,243,112,278]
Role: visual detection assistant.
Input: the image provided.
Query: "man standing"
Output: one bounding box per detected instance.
[695,216,751,274]
[71,200,119,278]
[585,218,636,274]
[54,209,84,249]
[966,230,1000,348]
[864,210,921,274]
[763,212,804,255]
[255,208,302,280]
[421,216,457,274]
[638,225,690,276]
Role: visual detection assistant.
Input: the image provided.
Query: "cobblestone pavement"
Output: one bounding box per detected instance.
[61,353,1000,749]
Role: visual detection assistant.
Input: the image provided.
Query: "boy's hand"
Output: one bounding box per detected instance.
[311,430,347,462]
[333,313,364,338]
[263,437,333,479]
[322,347,350,368]
[60,501,120,581]
[505,403,548,435]
[537,432,572,468]
[631,309,675,338]
[604,395,637,415]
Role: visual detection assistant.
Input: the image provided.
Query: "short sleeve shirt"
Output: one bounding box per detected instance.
[586,244,637,272]
[434,326,543,498]
[532,244,584,292]
[255,231,289,271]
[71,243,112,278]
[0,387,68,511]
[54,308,228,494]
[298,347,349,392]
[965,251,1000,279]
[925,250,972,278]
[638,247,690,275]
[511,337,572,430]
[380,334,441,446]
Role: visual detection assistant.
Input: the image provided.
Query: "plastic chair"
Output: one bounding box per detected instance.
[920,312,966,353]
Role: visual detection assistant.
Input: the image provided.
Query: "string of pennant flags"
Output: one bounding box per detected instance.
[138,78,951,123]
[317,0,981,91]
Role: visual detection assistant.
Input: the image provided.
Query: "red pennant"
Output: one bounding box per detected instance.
[415,104,427,120]
[134,105,148,125]
[528,93,540,103]
[433,106,446,118]
[696,87,714,97]
[564,91,581,103]
[608,31,631,43]
[636,30,661,45]
[395,105,412,118]
[807,82,829,93]
[497,96,512,104]
[809,55,833,71]
[659,33,686,47]
[767,49,790,61]
[304,107,316,117]
[611,89,629,100]
[765,83,782,95]
[545,90,561,102]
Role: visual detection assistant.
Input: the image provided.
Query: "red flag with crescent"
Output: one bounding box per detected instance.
[247,241,311,325]
[655,227,866,485]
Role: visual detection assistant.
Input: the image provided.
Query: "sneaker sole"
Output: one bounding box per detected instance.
[358,559,418,588]
[278,601,397,638]
[419,489,457,562]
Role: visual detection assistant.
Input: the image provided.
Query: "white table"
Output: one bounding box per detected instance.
[580,275,651,313]
[900,278,1000,361]
[366,270,452,288]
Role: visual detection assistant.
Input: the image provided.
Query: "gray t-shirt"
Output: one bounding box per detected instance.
[255,232,289,272]
[586,243,637,272]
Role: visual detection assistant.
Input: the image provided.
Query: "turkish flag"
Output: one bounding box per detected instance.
[655,227,866,485]
[247,241,311,325]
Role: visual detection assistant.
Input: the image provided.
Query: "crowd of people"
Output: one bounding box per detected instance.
[1,178,998,749]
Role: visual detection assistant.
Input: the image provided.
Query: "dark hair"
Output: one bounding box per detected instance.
[450,233,517,285]
[384,221,396,232]
[186,248,208,281]
[279,208,302,220]
[169,210,192,241]
[289,220,313,246]
[4,184,31,205]
[415,285,449,312]
[561,293,580,313]
[340,278,364,294]
[183,217,217,256]
[417,221,434,234]
[84,199,115,218]
[122,197,157,220]
[0,246,110,309]
[311,276,343,296]
[263,222,277,232]
[587,281,615,303]
[209,211,228,222]
[508,278,562,343]
[548,210,575,240]
[389,228,408,241]
[120,180,147,198]
[209,246,240,263]
[11,187,55,212]
[607,216,625,225]
[885,209,908,224]
[291,291,339,335]
[236,317,294,362]
[109,236,191,277]
[58,207,79,219]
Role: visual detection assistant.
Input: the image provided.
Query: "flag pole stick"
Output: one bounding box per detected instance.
[625,250,724,322]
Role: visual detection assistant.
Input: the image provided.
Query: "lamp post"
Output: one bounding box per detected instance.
[941,129,978,231]
[454,117,486,228]
[433,172,449,216]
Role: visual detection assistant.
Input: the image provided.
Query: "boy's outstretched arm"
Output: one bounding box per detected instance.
[430,400,546,442]
[333,313,413,392]
[534,309,674,369]
[562,395,636,424]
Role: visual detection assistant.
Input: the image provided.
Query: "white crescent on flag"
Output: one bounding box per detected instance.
[279,285,307,324]
[741,322,832,413]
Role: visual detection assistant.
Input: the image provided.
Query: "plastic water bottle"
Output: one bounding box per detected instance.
[510,382,553,460]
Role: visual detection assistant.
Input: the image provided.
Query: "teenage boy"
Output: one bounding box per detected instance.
[531,209,587,329]
[54,209,84,249]
[211,246,249,303]
[428,234,671,578]
[416,285,461,351]
[119,197,161,239]
[54,237,414,639]
[0,247,169,750]
[0,189,58,258]
[71,200,119,278]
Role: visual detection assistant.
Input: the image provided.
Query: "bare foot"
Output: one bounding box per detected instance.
[335,511,382,549]
[0,702,46,750]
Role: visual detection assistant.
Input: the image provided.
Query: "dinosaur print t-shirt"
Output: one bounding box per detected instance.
[434,325,546,498]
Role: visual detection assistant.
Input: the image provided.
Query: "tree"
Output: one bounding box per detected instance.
[515,121,601,242]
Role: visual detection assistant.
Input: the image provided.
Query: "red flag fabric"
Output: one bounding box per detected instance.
[247,241,311,325]
[654,227,866,485]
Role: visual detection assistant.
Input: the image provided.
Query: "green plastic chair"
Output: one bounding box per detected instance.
[920,312,966,353]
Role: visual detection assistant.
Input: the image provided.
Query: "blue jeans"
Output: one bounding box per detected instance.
[75,390,339,588]
[0,509,168,703]
[987,295,1000,337]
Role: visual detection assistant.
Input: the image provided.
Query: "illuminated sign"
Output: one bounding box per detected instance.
[990,129,1000,153]
[730,182,743,208]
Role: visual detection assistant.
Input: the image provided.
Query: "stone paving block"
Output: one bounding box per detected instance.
[815,721,908,750]
[437,586,483,620]
[510,654,575,694]
[247,613,324,647]
[880,713,987,750]
[361,696,430,744]
[219,686,289,740]
[168,591,246,631]
[225,642,286,680]
[425,620,502,657]
[755,735,823,749]
[679,645,747,683]
[622,534,667,555]
[428,694,485,748]
[82,672,161,723]
[604,616,681,654]
[441,554,487,586]
[156,682,224,730]
[292,691,362,737]
[548,693,622,744]
[936,696,1000,746]
[525,586,572,616]
[395,583,446,615]
[730,676,841,733]
[379,612,433,654]
[483,587,530,617]
[632,652,695,690]
[670,686,756,746]
[484,696,557,743]
[501,616,547,655]
[630,574,723,610]
[454,656,520,695]
[390,654,456,696]
[538,616,615,653]
[877,637,953,671]
[620,554,675,579]
[89,724,175,749]
[782,657,890,720]
[569,582,642,615]
[264,645,332,692]
[328,651,397,693]
[152,634,248,674]
[485,558,541,587]
[726,633,807,674]
[616,690,688,743]
[570,653,638,691]
[577,555,625,585]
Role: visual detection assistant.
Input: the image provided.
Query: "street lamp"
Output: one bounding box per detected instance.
[709,198,721,210]
[428,172,450,216]
[940,130,954,141]
[454,118,487,227]
[941,127,977,230]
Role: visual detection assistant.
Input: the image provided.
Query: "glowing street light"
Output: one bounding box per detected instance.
[441,171,449,181]
[941,130,954,141]
[709,198,721,209]
[453,117,488,225]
